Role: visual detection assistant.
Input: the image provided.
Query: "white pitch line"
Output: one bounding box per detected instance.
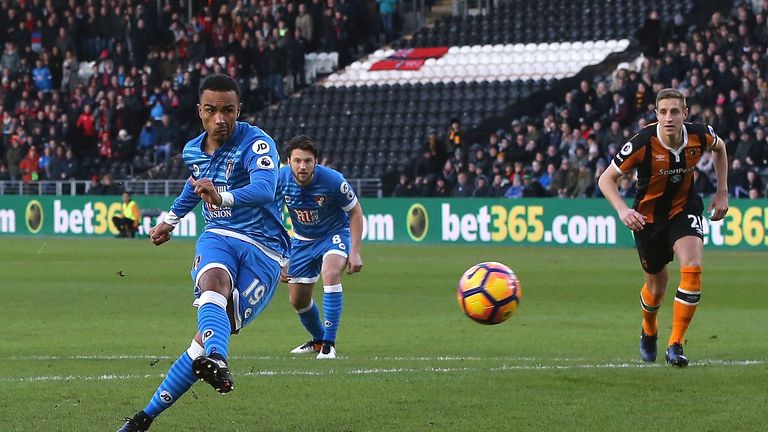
[1,359,764,383]
[6,355,767,365]
[0,355,604,362]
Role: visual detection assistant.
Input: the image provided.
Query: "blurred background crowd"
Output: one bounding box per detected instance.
[393,3,768,199]
[1,0,397,184]
[1,0,767,201]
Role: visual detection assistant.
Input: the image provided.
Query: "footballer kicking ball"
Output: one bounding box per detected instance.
[457,262,522,325]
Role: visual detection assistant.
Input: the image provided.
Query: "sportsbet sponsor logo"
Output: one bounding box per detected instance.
[441,203,618,245]
[52,199,132,235]
[50,199,197,237]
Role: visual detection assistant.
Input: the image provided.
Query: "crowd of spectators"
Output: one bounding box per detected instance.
[0,0,397,184]
[394,3,768,200]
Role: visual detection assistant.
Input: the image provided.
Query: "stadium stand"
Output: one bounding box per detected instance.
[0,0,390,194]
[2,0,767,200]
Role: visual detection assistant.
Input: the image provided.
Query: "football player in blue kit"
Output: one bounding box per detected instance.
[278,135,364,359]
[117,74,289,431]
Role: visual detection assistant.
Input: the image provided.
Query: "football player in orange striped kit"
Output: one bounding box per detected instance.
[598,88,729,367]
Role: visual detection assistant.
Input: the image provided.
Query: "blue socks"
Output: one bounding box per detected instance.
[322,284,343,344]
[297,299,324,341]
[197,291,231,359]
[143,341,202,418]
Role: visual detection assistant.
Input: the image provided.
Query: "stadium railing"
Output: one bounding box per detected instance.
[0,178,384,198]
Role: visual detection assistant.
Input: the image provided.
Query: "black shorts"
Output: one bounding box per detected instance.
[633,204,704,274]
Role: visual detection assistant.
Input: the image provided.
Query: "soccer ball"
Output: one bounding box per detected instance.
[457,262,522,325]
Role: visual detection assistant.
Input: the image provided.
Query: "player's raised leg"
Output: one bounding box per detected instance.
[317,253,348,359]
[193,266,235,392]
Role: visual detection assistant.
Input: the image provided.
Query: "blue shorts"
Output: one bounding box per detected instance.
[288,230,350,284]
[191,231,282,331]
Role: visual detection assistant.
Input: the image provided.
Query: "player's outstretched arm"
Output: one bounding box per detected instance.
[346,202,364,274]
[598,164,646,231]
[153,177,201,246]
[191,178,222,206]
[708,137,729,221]
[149,221,174,246]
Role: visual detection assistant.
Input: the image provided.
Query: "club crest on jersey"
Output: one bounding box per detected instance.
[256,155,275,170]
[251,139,270,154]
[707,125,718,142]
[225,159,234,180]
[315,195,326,206]
[284,196,291,204]
[193,164,200,177]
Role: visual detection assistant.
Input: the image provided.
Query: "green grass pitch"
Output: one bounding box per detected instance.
[0,237,766,431]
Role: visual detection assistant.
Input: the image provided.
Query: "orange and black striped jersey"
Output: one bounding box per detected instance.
[611,122,718,223]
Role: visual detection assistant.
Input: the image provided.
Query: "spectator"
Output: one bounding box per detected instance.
[107,128,132,160]
[112,191,140,238]
[472,175,493,197]
[38,145,53,180]
[693,168,716,197]
[48,146,67,181]
[432,177,450,197]
[0,162,10,181]
[31,59,54,93]
[19,147,41,183]
[414,149,439,179]
[538,163,556,191]
[88,173,121,195]
[451,171,474,197]
[286,28,308,89]
[637,10,661,58]
[76,104,97,154]
[392,173,414,197]
[155,114,180,164]
[550,159,576,198]
[263,38,286,102]
[0,42,20,74]
[377,0,398,43]
[504,174,524,198]
[102,174,121,195]
[414,176,434,196]
[62,148,78,179]
[522,174,547,197]
[318,7,337,52]
[618,176,636,198]
[137,120,158,157]
[295,4,314,49]
[736,169,764,197]
[571,161,594,197]
[87,175,104,194]
[4,135,24,181]
[490,174,508,197]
